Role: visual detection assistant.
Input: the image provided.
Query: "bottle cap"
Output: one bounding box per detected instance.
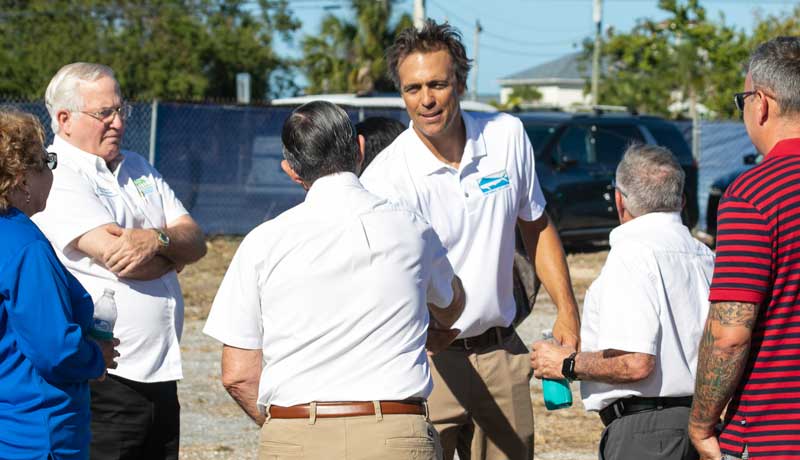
[542,329,553,340]
[103,288,115,297]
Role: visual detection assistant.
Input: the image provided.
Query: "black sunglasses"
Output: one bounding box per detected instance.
[45,151,57,170]
[733,91,757,112]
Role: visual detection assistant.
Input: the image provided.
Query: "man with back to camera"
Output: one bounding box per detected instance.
[689,36,800,460]
[33,62,207,460]
[203,100,466,459]
[359,19,581,460]
[531,144,714,460]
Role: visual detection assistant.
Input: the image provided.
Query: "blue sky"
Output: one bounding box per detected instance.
[274,0,797,96]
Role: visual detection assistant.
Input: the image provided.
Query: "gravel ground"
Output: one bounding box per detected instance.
[177,240,609,460]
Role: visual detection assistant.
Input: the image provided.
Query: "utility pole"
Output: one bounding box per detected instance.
[592,0,603,106]
[471,20,482,101]
[413,0,426,29]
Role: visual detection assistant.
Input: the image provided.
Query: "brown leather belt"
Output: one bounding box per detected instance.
[268,400,426,419]
[448,325,515,351]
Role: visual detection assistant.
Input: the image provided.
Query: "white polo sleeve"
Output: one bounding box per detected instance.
[513,118,547,222]
[203,232,264,350]
[423,224,455,309]
[145,163,189,224]
[32,166,114,252]
[594,244,660,355]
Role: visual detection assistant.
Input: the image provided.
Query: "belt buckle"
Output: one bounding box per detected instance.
[462,336,474,350]
[613,400,624,420]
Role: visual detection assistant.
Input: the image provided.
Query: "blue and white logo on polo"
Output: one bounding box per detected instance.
[478,170,510,195]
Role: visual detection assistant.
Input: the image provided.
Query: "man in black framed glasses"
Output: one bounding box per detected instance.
[690,36,800,460]
[33,62,207,460]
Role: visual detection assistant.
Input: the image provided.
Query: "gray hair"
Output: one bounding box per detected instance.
[615,144,684,217]
[45,62,119,133]
[748,36,800,116]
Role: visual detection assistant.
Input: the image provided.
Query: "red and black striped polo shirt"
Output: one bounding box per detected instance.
[710,138,800,459]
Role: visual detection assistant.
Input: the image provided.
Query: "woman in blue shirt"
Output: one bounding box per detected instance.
[0,109,117,459]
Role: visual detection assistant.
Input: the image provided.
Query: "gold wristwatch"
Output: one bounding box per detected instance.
[155,228,170,250]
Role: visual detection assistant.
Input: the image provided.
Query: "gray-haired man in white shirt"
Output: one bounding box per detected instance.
[204,100,465,460]
[531,144,714,460]
[33,62,207,460]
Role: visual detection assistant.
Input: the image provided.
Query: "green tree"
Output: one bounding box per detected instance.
[587,0,748,119]
[500,85,542,110]
[301,0,412,94]
[0,0,299,100]
[750,5,800,51]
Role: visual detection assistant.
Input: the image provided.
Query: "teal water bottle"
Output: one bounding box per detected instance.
[541,330,573,410]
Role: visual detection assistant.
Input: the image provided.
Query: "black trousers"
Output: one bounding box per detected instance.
[89,374,180,460]
[599,406,698,460]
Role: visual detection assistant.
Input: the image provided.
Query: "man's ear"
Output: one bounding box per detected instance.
[280,160,305,188]
[757,90,770,126]
[57,110,72,136]
[357,134,366,170]
[614,189,625,224]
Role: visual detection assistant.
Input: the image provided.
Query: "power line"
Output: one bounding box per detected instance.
[482,29,585,47]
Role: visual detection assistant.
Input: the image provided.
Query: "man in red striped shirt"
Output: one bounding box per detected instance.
[689,36,800,460]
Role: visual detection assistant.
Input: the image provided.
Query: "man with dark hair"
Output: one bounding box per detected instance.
[689,36,800,460]
[356,116,406,173]
[361,19,580,460]
[532,144,713,460]
[204,101,466,459]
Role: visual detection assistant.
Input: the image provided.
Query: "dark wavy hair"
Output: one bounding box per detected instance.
[281,101,359,184]
[0,109,47,212]
[386,19,473,91]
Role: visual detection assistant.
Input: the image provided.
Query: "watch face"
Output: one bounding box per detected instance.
[157,231,170,247]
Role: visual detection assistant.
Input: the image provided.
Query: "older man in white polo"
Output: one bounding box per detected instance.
[33,62,207,460]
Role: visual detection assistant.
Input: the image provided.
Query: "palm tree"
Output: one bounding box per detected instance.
[301,0,412,94]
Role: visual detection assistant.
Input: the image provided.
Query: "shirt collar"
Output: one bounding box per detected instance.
[766,138,800,159]
[305,172,363,204]
[51,135,126,175]
[609,212,683,247]
[406,110,487,177]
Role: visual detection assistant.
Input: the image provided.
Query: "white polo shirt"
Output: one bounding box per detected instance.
[360,111,546,338]
[579,212,714,411]
[203,173,455,408]
[32,135,188,383]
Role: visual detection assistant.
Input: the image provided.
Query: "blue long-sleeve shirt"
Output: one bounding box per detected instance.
[0,208,105,460]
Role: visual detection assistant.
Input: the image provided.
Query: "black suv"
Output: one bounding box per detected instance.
[515,111,698,243]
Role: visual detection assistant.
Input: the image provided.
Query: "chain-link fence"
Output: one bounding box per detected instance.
[2,97,751,235]
[1,98,411,234]
[675,120,755,232]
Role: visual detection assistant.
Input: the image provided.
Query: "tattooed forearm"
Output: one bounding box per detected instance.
[689,302,757,433]
[575,350,655,384]
[709,301,758,329]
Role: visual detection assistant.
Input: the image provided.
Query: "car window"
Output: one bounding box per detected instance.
[593,125,645,166]
[557,126,593,165]
[523,124,557,154]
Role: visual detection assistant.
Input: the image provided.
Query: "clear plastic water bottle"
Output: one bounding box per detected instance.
[90,288,117,341]
[541,329,573,410]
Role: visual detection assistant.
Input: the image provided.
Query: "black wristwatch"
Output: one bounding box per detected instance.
[562,352,578,382]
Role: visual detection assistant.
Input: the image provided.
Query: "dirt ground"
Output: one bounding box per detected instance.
[177,237,609,460]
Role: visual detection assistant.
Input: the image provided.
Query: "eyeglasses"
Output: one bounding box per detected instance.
[79,104,132,123]
[611,179,627,198]
[733,91,757,112]
[45,151,57,170]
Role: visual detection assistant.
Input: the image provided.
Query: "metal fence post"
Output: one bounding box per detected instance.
[148,99,158,166]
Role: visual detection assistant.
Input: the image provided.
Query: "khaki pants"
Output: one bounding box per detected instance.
[428,332,534,460]
[259,408,442,460]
